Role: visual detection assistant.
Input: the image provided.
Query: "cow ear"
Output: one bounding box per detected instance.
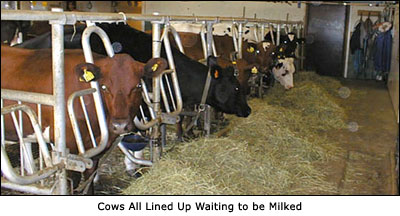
[246,43,256,53]
[144,58,168,78]
[74,63,101,83]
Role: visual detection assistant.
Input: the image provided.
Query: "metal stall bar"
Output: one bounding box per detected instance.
[300,24,305,70]
[276,24,281,46]
[269,24,275,45]
[160,24,183,116]
[67,88,97,154]
[79,25,113,159]
[168,25,185,54]
[237,23,243,59]
[150,21,163,162]
[49,7,67,195]
[1,99,4,148]
[203,22,215,137]
[1,10,303,25]
[200,23,208,61]
[261,24,265,43]
[232,23,239,52]
[1,104,56,186]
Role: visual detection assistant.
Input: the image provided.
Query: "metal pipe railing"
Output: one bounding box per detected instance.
[1,10,303,25]
[1,89,55,106]
[1,104,55,185]
[118,144,153,166]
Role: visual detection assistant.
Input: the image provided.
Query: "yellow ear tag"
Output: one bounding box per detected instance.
[214,70,219,78]
[251,67,258,74]
[279,48,283,52]
[232,61,237,65]
[151,63,159,72]
[83,68,95,82]
[247,47,255,53]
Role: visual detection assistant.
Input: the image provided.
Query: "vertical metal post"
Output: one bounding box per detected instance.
[1,99,4,148]
[261,24,265,43]
[151,21,162,162]
[237,23,243,59]
[232,23,239,52]
[204,22,214,137]
[296,25,301,70]
[200,24,208,60]
[277,24,281,46]
[50,8,67,195]
[300,24,305,70]
[269,24,275,45]
[206,22,213,57]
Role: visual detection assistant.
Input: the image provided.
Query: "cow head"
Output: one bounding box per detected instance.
[207,56,251,117]
[75,54,167,134]
[272,58,296,90]
[243,41,277,73]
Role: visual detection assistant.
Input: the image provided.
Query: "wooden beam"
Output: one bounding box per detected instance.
[357,10,382,17]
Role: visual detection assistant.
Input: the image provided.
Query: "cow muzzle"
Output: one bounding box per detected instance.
[237,106,251,118]
[110,119,132,134]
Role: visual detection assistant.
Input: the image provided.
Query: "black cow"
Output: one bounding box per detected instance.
[1,21,31,45]
[264,31,305,59]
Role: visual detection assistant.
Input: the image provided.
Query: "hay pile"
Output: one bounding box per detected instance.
[123,71,347,195]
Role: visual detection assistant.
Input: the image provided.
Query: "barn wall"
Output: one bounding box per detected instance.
[388,5,399,122]
[142,1,306,22]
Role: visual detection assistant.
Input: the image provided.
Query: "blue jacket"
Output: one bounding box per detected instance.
[373,30,392,72]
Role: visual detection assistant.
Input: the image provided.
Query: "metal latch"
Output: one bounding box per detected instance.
[161,113,180,125]
[52,151,93,172]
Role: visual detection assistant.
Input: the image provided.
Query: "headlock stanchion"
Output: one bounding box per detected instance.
[70,22,111,158]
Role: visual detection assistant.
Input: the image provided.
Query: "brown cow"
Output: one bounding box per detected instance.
[170,32,276,70]
[169,32,276,93]
[1,45,167,193]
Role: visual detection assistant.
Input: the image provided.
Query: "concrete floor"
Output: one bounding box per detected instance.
[323,78,398,195]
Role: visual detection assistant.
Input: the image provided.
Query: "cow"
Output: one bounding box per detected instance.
[272,57,296,89]
[1,45,167,193]
[1,21,31,45]
[264,31,306,89]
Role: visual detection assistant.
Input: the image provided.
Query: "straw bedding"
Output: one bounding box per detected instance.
[122,71,348,195]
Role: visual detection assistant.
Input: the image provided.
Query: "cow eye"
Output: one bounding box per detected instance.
[131,83,142,93]
[256,50,260,54]
[235,87,239,91]
[101,85,108,91]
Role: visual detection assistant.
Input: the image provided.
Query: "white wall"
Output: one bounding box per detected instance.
[143,1,306,22]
